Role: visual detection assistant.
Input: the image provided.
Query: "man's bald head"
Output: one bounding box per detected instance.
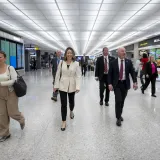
[117,47,126,59]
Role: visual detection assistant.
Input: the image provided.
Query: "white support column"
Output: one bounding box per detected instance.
[133,43,139,64]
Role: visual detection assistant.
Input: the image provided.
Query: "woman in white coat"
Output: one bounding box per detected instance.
[54,47,81,131]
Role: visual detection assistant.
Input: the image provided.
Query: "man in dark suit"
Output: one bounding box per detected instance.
[51,50,62,101]
[95,47,115,106]
[81,54,88,76]
[108,47,137,127]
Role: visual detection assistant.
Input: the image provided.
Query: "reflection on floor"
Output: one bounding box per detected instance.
[0,69,160,160]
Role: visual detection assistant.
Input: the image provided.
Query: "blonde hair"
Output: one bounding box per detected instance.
[149,55,155,62]
[64,47,76,62]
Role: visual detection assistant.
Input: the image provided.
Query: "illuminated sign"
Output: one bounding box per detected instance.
[154,39,160,43]
[140,42,148,47]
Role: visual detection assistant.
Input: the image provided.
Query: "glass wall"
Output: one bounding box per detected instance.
[0,38,24,70]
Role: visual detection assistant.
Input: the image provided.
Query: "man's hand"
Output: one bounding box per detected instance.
[108,84,113,91]
[146,74,149,78]
[95,77,99,81]
[133,83,138,90]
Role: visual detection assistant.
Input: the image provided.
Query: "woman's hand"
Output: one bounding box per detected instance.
[76,89,80,93]
[53,88,58,92]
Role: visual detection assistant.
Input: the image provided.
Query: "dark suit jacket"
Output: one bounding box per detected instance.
[108,58,137,90]
[95,56,115,81]
[145,62,158,77]
[51,57,59,76]
[81,57,88,66]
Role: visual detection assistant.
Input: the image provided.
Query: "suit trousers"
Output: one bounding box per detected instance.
[81,65,87,76]
[143,74,156,95]
[59,91,75,121]
[114,81,128,119]
[0,86,25,137]
[99,74,110,103]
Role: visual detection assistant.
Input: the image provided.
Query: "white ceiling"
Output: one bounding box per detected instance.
[0,0,160,55]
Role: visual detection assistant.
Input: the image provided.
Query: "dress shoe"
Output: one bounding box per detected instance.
[116,119,122,127]
[141,89,144,94]
[100,101,103,106]
[51,97,57,101]
[121,117,124,121]
[151,94,157,97]
[0,134,11,142]
[70,111,74,119]
[105,102,109,106]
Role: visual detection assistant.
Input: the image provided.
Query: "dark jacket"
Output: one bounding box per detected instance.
[81,57,88,66]
[51,57,60,76]
[95,56,115,81]
[145,62,158,77]
[108,58,137,90]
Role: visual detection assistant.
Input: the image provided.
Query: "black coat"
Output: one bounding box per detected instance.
[81,57,88,66]
[108,58,137,90]
[145,62,158,77]
[95,56,115,81]
[51,57,59,76]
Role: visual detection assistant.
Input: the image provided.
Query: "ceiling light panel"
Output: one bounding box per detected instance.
[126,0,150,3]
[99,10,117,16]
[0,3,17,9]
[122,4,145,10]
[22,10,43,16]
[58,3,79,10]
[13,3,37,9]
[103,0,125,3]
[101,4,123,10]
[80,0,102,3]
[149,0,160,3]
[36,3,58,10]
[80,4,101,10]
[80,10,98,16]
[61,10,79,16]
[141,3,160,10]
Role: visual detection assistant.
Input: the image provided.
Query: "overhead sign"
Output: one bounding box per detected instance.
[139,35,160,48]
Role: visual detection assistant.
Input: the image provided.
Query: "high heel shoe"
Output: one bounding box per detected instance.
[70,111,74,119]
[61,122,66,131]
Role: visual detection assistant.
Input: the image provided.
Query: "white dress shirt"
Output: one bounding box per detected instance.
[118,57,126,80]
[104,56,109,74]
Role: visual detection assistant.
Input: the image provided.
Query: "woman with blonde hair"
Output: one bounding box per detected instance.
[0,51,25,142]
[54,47,81,131]
[141,55,158,97]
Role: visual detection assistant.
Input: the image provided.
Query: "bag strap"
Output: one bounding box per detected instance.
[8,66,11,80]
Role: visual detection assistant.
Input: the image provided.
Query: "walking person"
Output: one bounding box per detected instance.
[141,55,158,97]
[95,47,115,106]
[140,53,148,86]
[51,50,62,101]
[0,51,25,142]
[108,47,137,127]
[135,58,141,78]
[81,54,88,77]
[54,47,81,131]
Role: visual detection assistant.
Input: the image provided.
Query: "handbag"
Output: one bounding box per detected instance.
[8,66,27,97]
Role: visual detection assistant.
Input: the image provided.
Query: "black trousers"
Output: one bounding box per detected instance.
[81,65,87,76]
[99,74,110,103]
[114,81,128,119]
[143,74,156,95]
[59,91,75,121]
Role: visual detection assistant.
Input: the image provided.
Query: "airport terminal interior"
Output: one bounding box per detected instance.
[1,0,160,160]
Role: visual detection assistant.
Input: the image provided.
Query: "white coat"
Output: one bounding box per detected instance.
[54,60,81,93]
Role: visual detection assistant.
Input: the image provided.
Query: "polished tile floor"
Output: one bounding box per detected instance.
[0,69,160,160]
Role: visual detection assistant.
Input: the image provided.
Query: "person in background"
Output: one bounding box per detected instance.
[54,47,81,131]
[95,47,115,106]
[140,53,148,86]
[51,50,62,101]
[0,50,25,142]
[81,54,88,77]
[135,58,141,78]
[141,55,158,97]
[108,47,137,127]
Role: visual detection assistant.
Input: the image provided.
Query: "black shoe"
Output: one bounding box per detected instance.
[105,102,109,106]
[61,124,66,131]
[51,97,57,101]
[0,134,11,142]
[141,89,144,94]
[151,94,157,97]
[116,119,122,127]
[100,101,103,106]
[121,117,124,121]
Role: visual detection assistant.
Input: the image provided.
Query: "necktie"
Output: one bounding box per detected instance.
[119,60,123,80]
[104,57,107,73]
